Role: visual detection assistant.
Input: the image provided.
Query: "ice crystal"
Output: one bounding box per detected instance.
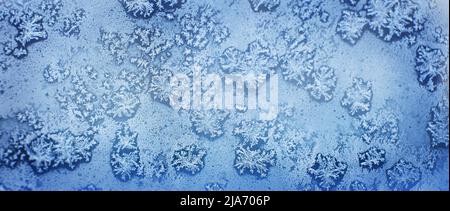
[279,50,315,87]
[220,40,278,74]
[56,75,104,126]
[415,45,448,92]
[364,0,425,41]
[110,125,142,181]
[341,77,373,117]
[233,120,270,149]
[190,110,229,139]
[175,5,230,51]
[426,100,449,148]
[99,29,130,65]
[349,180,367,191]
[130,26,173,61]
[149,68,175,105]
[340,0,360,6]
[48,130,98,170]
[118,0,156,18]
[7,9,48,59]
[305,65,337,102]
[290,0,324,22]
[234,145,276,178]
[40,0,63,27]
[336,10,368,45]
[103,87,141,121]
[143,151,168,180]
[171,144,207,175]
[358,109,399,144]
[43,60,70,83]
[116,68,149,94]
[61,8,85,37]
[79,184,102,191]
[386,159,421,191]
[0,116,97,174]
[279,128,315,167]
[307,153,348,190]
[25,134,55,173]
[248,0,280,12]
[111,150,142,181]
[357,146,386,170]
[205,182,225,191]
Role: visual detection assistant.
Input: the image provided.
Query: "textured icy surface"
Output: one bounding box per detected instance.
[0,0,448,190]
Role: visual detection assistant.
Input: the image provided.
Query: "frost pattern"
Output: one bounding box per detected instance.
[234,145,276,178]
[340,0,360,6]
[190,110,229,139]
[118,0,186,19]
[415,45,448,92]
[60,8,85,37]
[149,68,174,104]
[110,125,142,181]
[56,74,104,126]
[248,0,280,12]
[386,159,422,191]
[341,78,373,117]
[99,29,130,65]
[40,0,63,27]
[102,87,141,121]
[143,151,169,180]
[43,60,70,83]
[307,153,348,190]
[364,0,425,42]
[358,109,399,144]
[48,130,98,170]
[6,9,48,59]
[130,26,173,61]
[175,5,229,64]
[0,110,97,174]
[233,120,270,148]
[336,10,368,45]
[305,66,337,102]
[171,144,207,175]
[279,50,315,87]
[290,0,325,22]
[349,180,368,191]
[357,146,386,170]
[220,40,278,74]
[426,100,449,148]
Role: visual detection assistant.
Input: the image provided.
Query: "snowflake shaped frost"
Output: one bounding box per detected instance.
[307,153,348,190]
[220,40,278,74]
[48,130,98,170]
[336,10,368,45]
[171,144,207,175]
[103,87,141,121]
[110,125,142,181]
[341,77,373,117]
[234,145,276,178]
[305,66,337,102]
[358,109,399,144]
[357,146,386,170]
[386,159,421,191]
[233,120,270,149]
[280,50,315,87]
[415,45,448,92]
[364,0,425,41]
[190,110,229,139]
